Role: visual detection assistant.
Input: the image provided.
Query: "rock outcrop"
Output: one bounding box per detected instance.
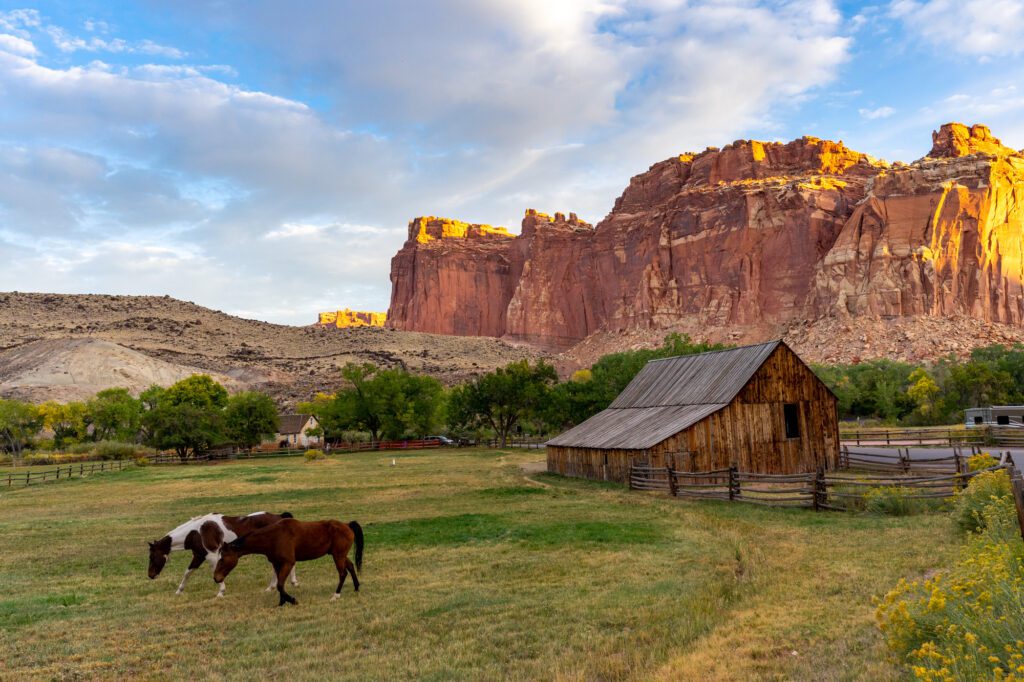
[318,309,387,328]
[387,123,1024,351]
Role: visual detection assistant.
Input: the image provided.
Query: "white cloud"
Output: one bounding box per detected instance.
[859,105,896,119]
[891,0,1024,56]
[0,2,852,324]
[0,33,35,56]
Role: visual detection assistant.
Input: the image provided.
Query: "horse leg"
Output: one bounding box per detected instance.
[347,558,360,593]
[176,551,205,595]
[275,561,297,606]
[265,559,279,592]
[290,565,299,586]
[330,553,348,601]
[208,553,226,598]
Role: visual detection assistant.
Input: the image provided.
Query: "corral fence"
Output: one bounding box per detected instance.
[3,459,131,488]
[840,425,1024,448]
[629,451,1023,520]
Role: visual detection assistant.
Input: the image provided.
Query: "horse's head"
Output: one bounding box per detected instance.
[147,537,172,579]
[213,537,245,583]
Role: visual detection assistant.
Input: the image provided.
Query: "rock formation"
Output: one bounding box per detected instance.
[387,123,1024,351]
[318,309,387,328]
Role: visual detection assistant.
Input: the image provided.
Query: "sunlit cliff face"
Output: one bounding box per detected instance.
[317,309,387,328]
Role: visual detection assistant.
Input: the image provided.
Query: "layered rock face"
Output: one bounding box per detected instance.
[318,309,387,328]
[388,124,1024,350]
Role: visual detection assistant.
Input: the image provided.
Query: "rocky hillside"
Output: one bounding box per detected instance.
[387,123,1024,360]
[0,292,542,404]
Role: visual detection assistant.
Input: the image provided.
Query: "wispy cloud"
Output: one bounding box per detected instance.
[859,105,895,119]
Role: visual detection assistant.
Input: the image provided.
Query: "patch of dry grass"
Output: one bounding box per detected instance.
[0,449,957,680]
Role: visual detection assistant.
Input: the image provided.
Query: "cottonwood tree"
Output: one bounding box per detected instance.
[325,363,445,443]
[0,399,43,464]
[143,374,228,461]
[449,360,557,447]
[38,401,88,448]
[86,388,143,442]
[224,391,279,450]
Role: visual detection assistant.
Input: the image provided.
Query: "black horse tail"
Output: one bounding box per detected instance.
[280,511,294,519]
[349,520,364,571]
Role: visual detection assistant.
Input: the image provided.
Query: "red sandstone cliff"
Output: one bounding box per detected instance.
[387,124,1024,351]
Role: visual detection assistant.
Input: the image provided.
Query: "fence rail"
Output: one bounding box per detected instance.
[628,452,1017,513]
[839,425,1024,448]
[3,459,130,487]
[147,438,447,464]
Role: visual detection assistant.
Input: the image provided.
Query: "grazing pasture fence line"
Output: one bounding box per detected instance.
[3,459,130,488]
[628,451,1019,514]
[839,425,1024,448]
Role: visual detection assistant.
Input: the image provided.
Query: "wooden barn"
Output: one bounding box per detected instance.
[546,340,838,483]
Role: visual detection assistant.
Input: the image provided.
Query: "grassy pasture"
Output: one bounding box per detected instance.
[0,449,957,680]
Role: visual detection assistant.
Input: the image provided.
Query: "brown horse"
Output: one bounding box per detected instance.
[214,519,363,606]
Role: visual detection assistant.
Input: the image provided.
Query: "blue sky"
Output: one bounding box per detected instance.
[1,1,1023,325]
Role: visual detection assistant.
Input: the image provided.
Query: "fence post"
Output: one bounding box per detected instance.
[898,448,909,474]
[666,465,677,497]
[1007,466,1024,544]
[813,468,825,511]
[728,465,738,501]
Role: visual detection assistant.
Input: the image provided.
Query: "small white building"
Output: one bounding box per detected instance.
[272,414,322,447]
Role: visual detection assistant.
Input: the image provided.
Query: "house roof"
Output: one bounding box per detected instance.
[547,340,782,450]
[277,414,314,435]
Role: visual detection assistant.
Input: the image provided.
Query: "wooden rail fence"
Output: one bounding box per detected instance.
[839,425,1024,448]
[629,453,1017,514]
[3,459,130,487]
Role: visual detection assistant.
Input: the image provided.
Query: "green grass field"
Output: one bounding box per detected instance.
[0,449,958,680]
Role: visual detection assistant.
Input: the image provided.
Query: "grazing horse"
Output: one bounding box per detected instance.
[148,512,299,597]
[214,518,363,606]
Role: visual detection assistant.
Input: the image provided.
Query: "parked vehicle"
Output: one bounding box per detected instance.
[424,435,455,446]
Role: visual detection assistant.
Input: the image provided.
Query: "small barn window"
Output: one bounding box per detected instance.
[783,404,800,439]
[974,416,984,425]
[997,415,1010,425]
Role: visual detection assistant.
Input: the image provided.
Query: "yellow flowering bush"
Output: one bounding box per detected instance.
[968,453,999,472]
[952,469,1013,533]
[878,473,1024,681]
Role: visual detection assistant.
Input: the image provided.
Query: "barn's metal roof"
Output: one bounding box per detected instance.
[547,340,782,450]
[546,404,726,449]
[610,340,781,408]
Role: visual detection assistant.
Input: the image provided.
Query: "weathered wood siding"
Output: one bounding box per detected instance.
[547,344,838,482]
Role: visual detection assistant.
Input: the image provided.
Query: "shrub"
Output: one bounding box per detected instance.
[831,482,942,515]
[862,486,942,516]
[951,469,1013,534]
[304,449,326,462]
[967,453,999,472]
[876,491,1024,681]
[92,441,141,460]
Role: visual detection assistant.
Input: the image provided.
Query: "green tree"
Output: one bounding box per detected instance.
[224,392,279,450]
[38,400,88,448]
[449,360,557,446]
[0,399,42,463]
[323,364,445,442]
[86,388,143,442]
[142,375,228,461]
[906,367,940,422]
[164,374,229,410]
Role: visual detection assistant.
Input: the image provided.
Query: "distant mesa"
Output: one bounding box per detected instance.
[386,122,1024,354]
[317,308,387,328]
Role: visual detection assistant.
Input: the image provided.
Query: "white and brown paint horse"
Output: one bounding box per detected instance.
[148,512,299,597]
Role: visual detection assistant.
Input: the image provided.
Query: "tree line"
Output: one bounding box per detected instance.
[6,334,1017,462]
[811,344,1024,425]
[0,375,279,463]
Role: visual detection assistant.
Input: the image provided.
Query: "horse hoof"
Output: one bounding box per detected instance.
[215,593,224,599]
[330,594,340,601]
